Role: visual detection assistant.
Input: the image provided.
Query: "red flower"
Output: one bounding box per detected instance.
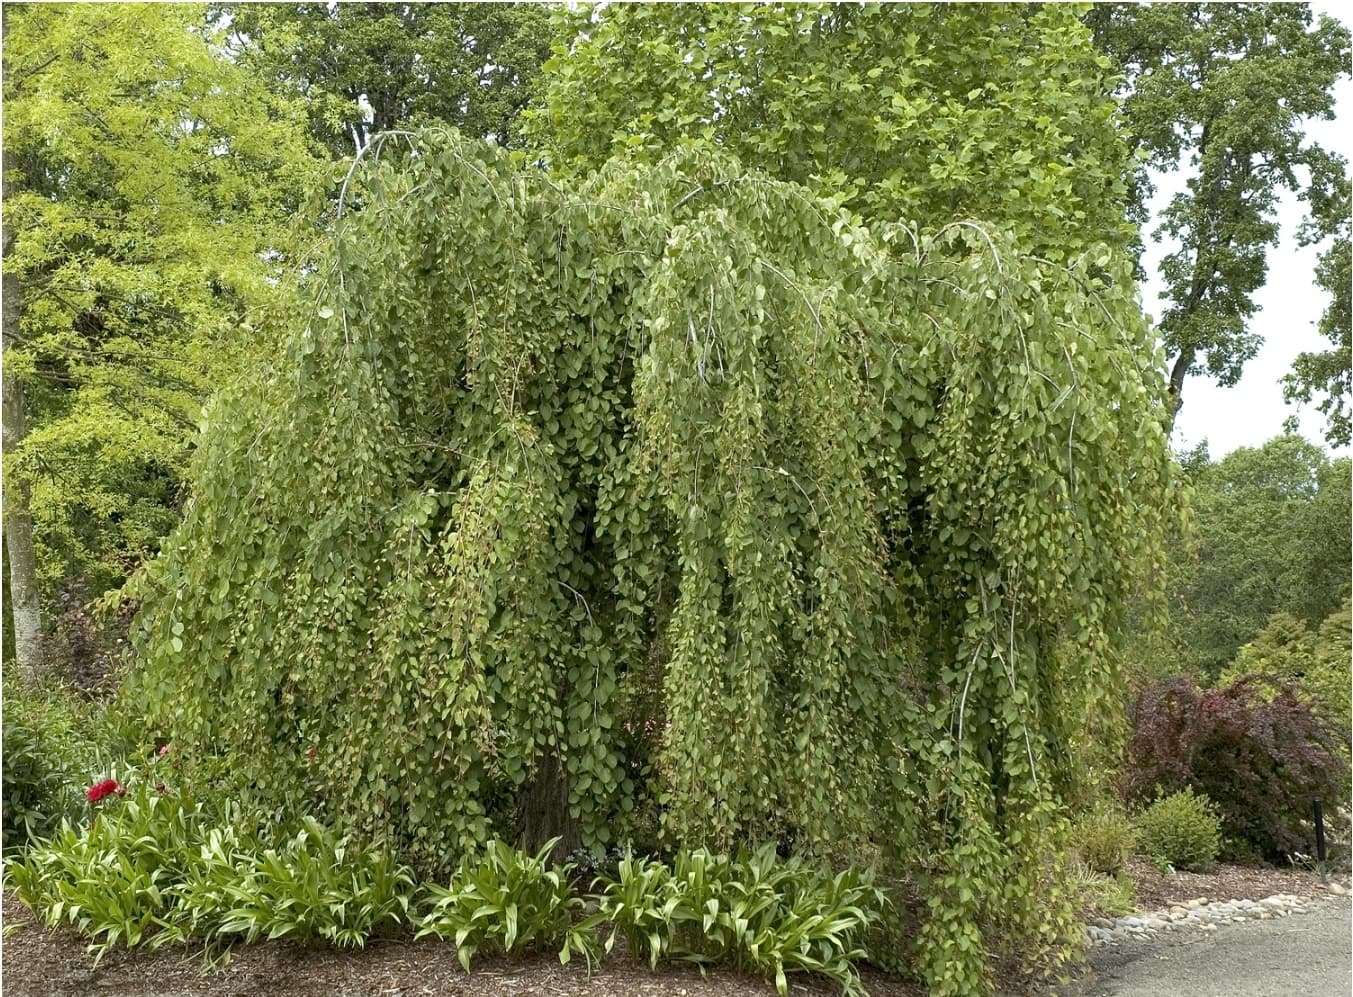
[158,744,171,757]
[86,779,124,803]
[306,746,317,761]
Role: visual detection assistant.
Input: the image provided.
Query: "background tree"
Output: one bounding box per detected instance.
[1085,3,1350,424]
[530,3,1135,262]
[1166,435,1351,678]
[219,3,552,157]
[2,3,322,679]
[1219,600,1353,732]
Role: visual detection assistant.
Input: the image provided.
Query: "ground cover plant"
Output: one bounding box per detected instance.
[594,844,882,995]
[9,789,884,995]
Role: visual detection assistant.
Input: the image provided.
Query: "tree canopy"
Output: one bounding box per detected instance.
[530,3,1135,263]
[219,3,552,156]
[1085,3,1350,422]
[1164,435,1351,679]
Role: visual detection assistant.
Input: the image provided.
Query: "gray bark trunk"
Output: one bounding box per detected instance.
[3,2,46,681]
[2,368,44,683]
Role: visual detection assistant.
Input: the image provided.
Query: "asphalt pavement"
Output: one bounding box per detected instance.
[1058,898,1351,997]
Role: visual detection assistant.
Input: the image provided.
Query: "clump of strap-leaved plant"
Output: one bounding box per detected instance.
[127,129,1173,994]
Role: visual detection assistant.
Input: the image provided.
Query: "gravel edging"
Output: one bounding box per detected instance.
[1085,881,1350,946]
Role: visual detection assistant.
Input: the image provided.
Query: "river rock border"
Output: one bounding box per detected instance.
[1085,888,1347,946]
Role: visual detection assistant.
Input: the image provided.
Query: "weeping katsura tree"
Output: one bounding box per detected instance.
[131,129,1172,993]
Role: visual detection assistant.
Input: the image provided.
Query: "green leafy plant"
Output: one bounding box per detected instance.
[414,838,598,970]
[1067,861,1135,918]
[1,715,66,851]
[172,818,415,948]
[1134,788,1222,873]
[6,782,416,962]
[593,844,884,996]
[0,680,128,851]
[1070,801,1137,876]
[6,782,215,961]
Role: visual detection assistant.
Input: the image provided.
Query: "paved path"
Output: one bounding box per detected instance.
[1062,899,1351,996]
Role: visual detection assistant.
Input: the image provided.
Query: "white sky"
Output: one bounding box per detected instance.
[1148,2,1351,458]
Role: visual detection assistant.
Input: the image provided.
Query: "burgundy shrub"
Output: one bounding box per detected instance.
[1123,674,1348,861]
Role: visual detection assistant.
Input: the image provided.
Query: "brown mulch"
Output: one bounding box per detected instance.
[0,892,926,997]
[1122,855,1332,912]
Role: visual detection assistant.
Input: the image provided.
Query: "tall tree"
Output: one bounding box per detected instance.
[1085,4,1350,424]
[131,130,1173,995]
[219,3,553,157]
[2,3,321,675]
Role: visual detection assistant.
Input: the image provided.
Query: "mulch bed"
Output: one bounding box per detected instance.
[0,892,926,997]
[3,861,1337,997]
[1123,856,1331,912]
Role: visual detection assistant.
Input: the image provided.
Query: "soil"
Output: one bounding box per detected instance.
[1120,855,1329,912]
[0,861,1329,997]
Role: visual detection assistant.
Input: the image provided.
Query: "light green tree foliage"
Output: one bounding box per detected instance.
[2,4,322,602]
[529,3,1134,263]
[1084,4,1350,422]
[1169,437,1351,679]
[219,3,553,157]
[130,131,1174,995]
[1219,601,1352,734]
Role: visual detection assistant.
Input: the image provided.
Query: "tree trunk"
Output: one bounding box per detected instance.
[517,750,579,858]
[3,4,46,682]
[2,373,44,682]
[1167,347,1193,431]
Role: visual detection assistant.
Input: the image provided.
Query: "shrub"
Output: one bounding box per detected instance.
[1134,788,1222,872]
[1,716,66,851]
[414,838,598,970]
[1123,674,1347,860]
[1219,603,1353,735]
[593,843,884,997]
[1070,801,1136,876]
[1,680,119,850]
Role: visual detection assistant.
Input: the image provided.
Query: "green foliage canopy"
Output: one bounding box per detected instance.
[3,3,322,601]
[530,3,1134,263]
[1085,3,1350,419]
[1166,436,1351,678]
[221,3,553,156]
[131,130,1173,994]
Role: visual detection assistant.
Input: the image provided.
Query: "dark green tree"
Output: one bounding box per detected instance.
[1284,171,1350,448]
[1169,435,1350,678]
[219,3,552,157]
[1085,4,1350,424]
